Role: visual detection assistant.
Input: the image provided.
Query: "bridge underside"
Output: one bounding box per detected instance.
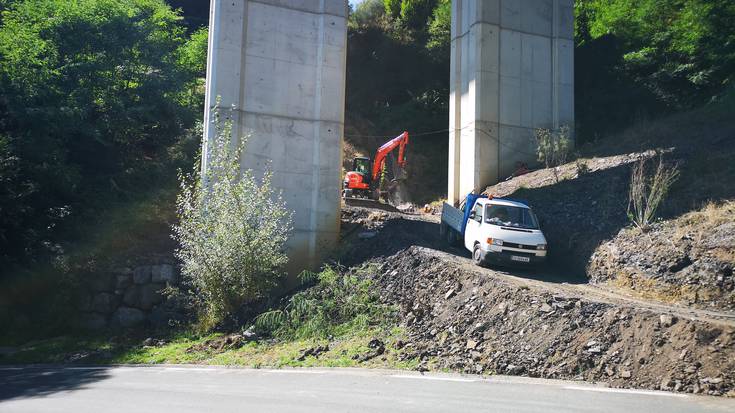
[204,0,573,273]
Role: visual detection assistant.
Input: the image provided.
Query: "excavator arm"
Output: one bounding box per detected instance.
[371,131,409,182]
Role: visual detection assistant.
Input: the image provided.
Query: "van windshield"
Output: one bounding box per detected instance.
[484,204,539,229]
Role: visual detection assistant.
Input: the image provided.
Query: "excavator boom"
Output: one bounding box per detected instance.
[371,131,409,182]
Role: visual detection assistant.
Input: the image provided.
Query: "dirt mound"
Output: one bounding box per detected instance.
[589,202,735,311]
[368,247,735,396]
[338,205,444,266]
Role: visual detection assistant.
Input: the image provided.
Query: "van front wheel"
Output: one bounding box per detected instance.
[472,244,485,266]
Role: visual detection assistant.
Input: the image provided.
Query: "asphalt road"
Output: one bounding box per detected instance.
[2,366,734,412]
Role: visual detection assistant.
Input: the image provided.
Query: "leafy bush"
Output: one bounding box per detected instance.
[255,266,394,340]
[173,110,292,330]
[535,126,573,169]
[628,155,680,230]
[535,126,573,182]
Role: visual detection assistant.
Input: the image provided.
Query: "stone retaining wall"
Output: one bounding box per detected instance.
[78,261,183,329]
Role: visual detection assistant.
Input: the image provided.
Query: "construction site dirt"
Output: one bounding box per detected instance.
[336,203,735,396]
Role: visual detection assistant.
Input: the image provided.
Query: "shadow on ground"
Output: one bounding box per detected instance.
[0,366,110,402]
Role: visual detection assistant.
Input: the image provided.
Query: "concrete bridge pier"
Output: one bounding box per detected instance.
[203,0,348,275]
[448,0,574,205]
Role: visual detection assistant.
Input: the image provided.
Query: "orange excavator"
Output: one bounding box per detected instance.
[343,131,409,202]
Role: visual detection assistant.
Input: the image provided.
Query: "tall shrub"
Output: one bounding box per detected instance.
[173,111,292,329]
[534,125,573,183]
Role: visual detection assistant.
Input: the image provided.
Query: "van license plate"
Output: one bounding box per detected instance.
[511,256,530,263]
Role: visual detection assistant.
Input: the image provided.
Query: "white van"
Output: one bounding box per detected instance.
[441,196,548,266]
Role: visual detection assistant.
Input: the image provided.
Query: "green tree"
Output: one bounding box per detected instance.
[383,0,401,18]
[580,0,735,110]
[0,0,198,272]
[427,0,450,56]
[179,27,208,77]
[399,0,437,30]
[350,0,386,28]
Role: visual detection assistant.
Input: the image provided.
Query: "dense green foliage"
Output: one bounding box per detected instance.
[575,0,735,139]
[178,27,208,77]
[0,0,202,275]
[0,0,205,338]
[174,112,292,331]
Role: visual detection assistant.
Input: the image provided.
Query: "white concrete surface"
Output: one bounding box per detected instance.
[448,0,574,204]
[204,0,348,277]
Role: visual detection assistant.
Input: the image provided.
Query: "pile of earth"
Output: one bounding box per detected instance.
[338,205,444,267]
[589,202,735,311]
[364,246,734,396]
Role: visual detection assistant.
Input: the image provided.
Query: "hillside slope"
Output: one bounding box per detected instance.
[484,105,735,311]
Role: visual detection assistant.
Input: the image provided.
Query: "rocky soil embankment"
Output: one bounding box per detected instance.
[367,247,735,396]
[589,202,735,311]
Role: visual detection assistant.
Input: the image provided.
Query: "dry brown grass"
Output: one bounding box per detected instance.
[679,201,735,228]
[674,201,735,250]
[609,270,714,306]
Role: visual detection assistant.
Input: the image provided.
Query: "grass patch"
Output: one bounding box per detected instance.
[0,266,418,371]
[0,328,419,370]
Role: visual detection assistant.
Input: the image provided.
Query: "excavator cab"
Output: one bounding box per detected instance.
[352,157,372,182]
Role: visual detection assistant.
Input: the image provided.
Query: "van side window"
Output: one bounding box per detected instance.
[473,203,483,222]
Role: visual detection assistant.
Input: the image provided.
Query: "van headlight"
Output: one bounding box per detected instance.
[487,238,503,246]
[537,244,547,250]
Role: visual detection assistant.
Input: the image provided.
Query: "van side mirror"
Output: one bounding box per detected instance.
[469,211,476,219]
